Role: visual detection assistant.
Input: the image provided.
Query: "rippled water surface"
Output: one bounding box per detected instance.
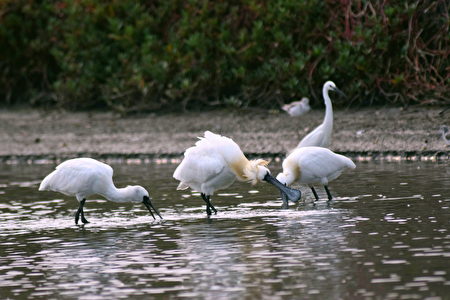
[1,161,449,299]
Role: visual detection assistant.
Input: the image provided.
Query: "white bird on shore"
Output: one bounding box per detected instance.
[276,147,355,206]
[173,131,302,215]
[297,81,345,148]
[39,158,162,224]
[439,125,450,146]
[282,97,311,117]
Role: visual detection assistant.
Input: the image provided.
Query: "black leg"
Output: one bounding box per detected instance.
[201,193,211,215]
[80,205,89,224]
[75,199,89,225]
[206,195,217,214]
[201,193,217,215]
[324,186,333,201]
[310,187,319,202]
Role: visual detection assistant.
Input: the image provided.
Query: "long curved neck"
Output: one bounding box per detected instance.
[228,155,250,181]
[322,86,333,130]
[101,185,133,203]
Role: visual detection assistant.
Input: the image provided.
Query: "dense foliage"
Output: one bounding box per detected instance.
[0,0,448,112]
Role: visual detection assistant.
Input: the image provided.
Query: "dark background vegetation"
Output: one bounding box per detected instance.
[0,0,448,113]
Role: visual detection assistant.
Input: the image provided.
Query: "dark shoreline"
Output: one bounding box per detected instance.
[1,150,448,165]
[0,107,449,164]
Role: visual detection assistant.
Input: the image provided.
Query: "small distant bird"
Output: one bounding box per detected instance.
[39,158,162,224]
[439,125,450,146]
[297,81,345,148]
[282,97,311,117]
[173,131,301,215]
[276,147,355,205]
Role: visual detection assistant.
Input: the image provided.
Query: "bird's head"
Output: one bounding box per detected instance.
[275,172,288,185]
[324,81,346,98]
[240,159,302,202]
[263,171,302,203]
[243,159,270,185]
[126,185,150,203]
[127,185,162,220]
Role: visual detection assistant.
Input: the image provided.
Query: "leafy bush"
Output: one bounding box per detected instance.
[0,0,448,112]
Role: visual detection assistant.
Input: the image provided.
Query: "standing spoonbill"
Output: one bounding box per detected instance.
[39,158,162,224]
[282,97,311,117]
[297,81,345,148]
[173,131,302,215]
[276,147,355,206]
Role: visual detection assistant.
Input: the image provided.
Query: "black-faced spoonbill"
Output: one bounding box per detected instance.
[297,81,345,148]
[39,158,162,224]
[282,97,311,117]
[173,131,302,215]
[276,147,355,206]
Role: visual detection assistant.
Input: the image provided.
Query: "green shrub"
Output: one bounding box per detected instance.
[0,0,448,112]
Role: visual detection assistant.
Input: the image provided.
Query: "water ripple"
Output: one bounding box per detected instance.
[0,161,449,299]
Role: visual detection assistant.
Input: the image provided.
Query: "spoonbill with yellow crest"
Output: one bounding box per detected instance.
[173,131,302,215]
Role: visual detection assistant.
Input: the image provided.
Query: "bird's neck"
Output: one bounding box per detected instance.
[322,86,334,130]
[228,155,251,182]
[102,186,133,203]
[283,159,301,185]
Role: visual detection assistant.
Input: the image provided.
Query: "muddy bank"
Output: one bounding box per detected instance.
[0,107,448,162]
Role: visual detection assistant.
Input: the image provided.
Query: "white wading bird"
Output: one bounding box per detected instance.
[297,81,345,148]
[39,158,162,224]
[173,131,302,215]
[439,125,450,146]
[276,147,355,207]
[282,97,311,117]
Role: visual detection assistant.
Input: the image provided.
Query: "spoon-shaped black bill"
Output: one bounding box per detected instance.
[143,196,163,219]
[263,173,302,202]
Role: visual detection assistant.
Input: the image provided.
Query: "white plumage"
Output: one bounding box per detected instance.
[439,125,450,146]
[282,97,311,117]
[174,132,241,196]
[276,147,355,202]
[39,158,161,224]
[40,158,113,200]
[297,81,343,148]
[173,131,301,215]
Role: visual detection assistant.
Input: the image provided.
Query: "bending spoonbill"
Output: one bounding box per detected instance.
[276,147,355,205]
[282,97,311,117]
[297,81,344,148]
[173,131,302,215]
[39,158,162,224]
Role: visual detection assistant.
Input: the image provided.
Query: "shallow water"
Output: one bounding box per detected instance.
[0,161,449,299]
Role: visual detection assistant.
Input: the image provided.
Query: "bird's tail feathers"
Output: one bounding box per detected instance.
[38,170,56,191]
[177,182,190,190]
[345,158,356,169]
